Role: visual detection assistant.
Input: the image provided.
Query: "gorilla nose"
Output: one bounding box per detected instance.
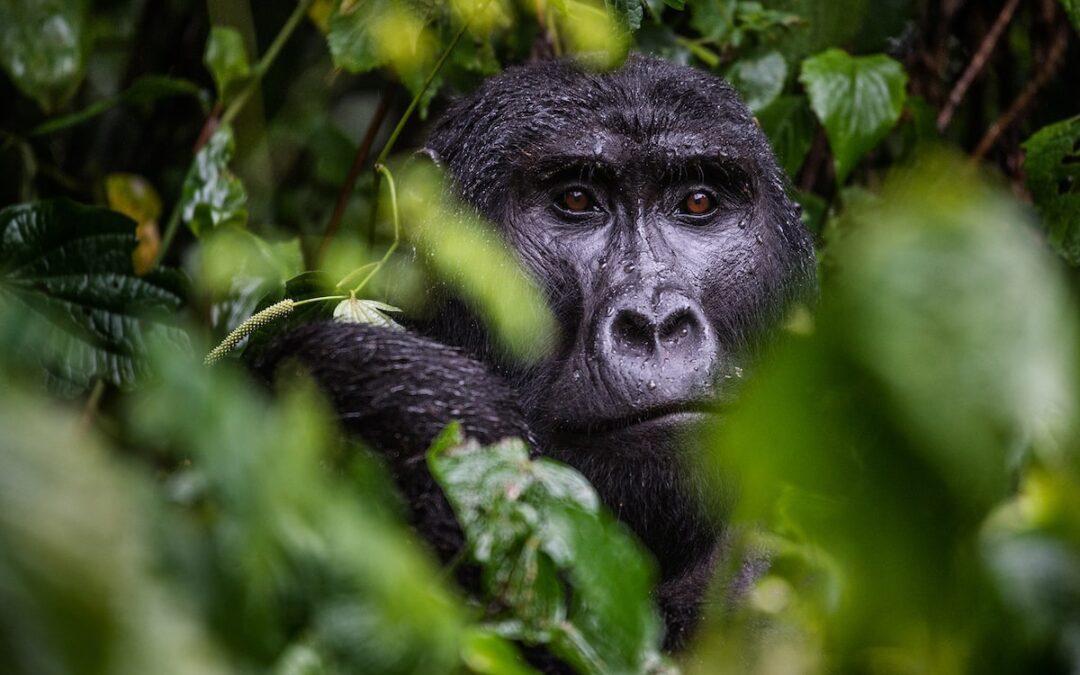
[610,306,703,357]
[603,292,716,369]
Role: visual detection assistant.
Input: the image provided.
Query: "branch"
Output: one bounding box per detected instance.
[317,87,396,259]
[936,0,1021,132]
[971,24,1070,161]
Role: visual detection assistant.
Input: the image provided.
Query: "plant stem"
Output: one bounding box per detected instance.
[352,164,400,293]
[374,17,474,167]
[293,295,348,307]
[221,0,315,128]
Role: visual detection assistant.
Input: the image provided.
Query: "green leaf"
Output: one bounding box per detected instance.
[1023,115,1080,266]
[326,0,394,74]
[0,199,187,393]
[204,26,251,101]
[709,153,1079,668]
[755,95,815,178]
[333,297,404,329]
[0,0,88,112]
[727,50,787,113]
[0,390,230,675]
[799,49,907,184]
[180,126,248,237]
[398,161,556,360]
[429,428,672,675]
[128,350,471,673]
[689,0,736,43]
[606,0,645,31]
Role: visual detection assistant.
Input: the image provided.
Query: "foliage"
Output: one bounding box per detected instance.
[0,1,1079,674]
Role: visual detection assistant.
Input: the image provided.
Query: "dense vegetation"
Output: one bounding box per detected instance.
[1,1,1079,673]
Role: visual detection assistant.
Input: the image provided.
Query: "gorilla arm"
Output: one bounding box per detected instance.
[250,321,532,560]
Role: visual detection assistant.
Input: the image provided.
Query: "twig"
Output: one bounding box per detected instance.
[798,126,829,192]
[971,24,1070,161]
[317,87,396,259]
[79,379,106,431]
[937,0,1022,132]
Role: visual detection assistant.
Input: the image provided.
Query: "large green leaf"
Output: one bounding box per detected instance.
[0,199,187,393]
[0,0,88,112]
[180,125,248,236]
[799,49,907,184]
[1023,115,1080,266]
[429,427,673,675]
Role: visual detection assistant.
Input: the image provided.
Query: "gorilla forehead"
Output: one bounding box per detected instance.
[426,55,779,212]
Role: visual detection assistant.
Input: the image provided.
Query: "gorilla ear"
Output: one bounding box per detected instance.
[416,147,444,167]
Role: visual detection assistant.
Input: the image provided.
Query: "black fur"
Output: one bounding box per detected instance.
[254,55,815,654]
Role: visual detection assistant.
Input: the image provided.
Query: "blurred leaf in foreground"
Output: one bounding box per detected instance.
[397,160,555,361]
[128,347,481,672]
[429,426,674,675]
[0,391,228,675]
[0,199,188,394]
[1023,115,1080,266]
[699,152,1078,672]
[0,0,88,112]
[799,49,907,184]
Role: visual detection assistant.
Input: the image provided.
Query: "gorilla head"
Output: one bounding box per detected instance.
[256,54,815,649]
[422,55,815,579]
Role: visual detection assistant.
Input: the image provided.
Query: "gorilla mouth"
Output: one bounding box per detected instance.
[563,401,720,436]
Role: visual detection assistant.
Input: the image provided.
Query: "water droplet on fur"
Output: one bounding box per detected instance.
[572,369,581,381]
[733,366,744,378]
[624,263,636,273]
[647,380,657,390]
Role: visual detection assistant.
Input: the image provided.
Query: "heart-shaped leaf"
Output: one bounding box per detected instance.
[0,199,188,393]
[800,49,907,184]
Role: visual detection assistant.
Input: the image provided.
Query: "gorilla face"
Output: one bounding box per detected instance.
[425,56,815,569]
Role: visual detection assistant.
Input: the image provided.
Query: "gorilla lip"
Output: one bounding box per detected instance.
[561,401,719,436]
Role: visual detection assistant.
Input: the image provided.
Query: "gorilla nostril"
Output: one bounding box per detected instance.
[658,309,701,347]
[611,310,655,355]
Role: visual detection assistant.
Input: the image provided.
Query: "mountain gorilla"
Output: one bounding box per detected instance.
[254,55,815,650]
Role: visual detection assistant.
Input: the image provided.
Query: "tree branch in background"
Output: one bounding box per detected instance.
[972,24,1070,161]
[318,88,396,260]
[936,0,1021,132]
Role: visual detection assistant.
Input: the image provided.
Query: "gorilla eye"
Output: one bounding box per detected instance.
[683,191,715,216]
[561,188,594,213]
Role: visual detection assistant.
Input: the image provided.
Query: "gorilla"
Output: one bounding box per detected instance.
[254,54,815,652]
